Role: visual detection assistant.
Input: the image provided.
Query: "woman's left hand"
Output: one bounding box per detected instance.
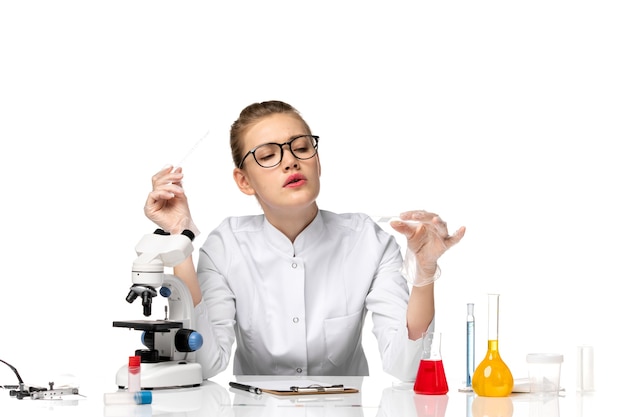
[390,210,466,285]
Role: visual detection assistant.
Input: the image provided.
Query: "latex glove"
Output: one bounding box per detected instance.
[390,210,465,286]
[144,165,200,236]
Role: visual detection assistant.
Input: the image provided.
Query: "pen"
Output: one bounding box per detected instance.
[229,382,262,395]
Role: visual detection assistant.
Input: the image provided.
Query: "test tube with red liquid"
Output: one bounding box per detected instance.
[128,355,141,392]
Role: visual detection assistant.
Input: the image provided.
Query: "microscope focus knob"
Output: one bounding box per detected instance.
[175,329,204,352]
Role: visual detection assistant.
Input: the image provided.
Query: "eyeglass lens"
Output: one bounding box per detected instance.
[253,135,318,168]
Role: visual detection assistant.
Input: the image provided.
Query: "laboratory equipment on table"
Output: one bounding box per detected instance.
[466,302,475,388]
[526,353,563,393]
[113,231,203,389]
[2,359,82,400]
[127,356,141,392]
[576,344,594,392]
[103,390,152,405]
[413,332,449,395]
[472,293,514,397]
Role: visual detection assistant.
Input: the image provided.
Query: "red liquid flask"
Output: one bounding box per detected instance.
[413,332,449,395]
[413,359,449,394]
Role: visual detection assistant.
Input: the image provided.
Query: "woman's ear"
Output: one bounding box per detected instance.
[233,168,256,196]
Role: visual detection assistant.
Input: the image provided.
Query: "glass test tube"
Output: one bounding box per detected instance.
[128,355,141,392]
[466,303,475,387]
[103,391,152,405]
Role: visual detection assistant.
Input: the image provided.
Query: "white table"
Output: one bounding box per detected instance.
[0,373,612,416]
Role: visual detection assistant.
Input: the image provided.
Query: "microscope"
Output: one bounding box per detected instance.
[113,231,204,389]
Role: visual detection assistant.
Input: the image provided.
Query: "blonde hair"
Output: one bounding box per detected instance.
[230,100,312,168]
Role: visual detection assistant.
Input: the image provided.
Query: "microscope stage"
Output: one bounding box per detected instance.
[113,320,184,331]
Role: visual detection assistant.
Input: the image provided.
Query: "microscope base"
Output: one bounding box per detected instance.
[116,361,203,389]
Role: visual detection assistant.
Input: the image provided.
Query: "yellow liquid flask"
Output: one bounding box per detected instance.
[472,293,514,397]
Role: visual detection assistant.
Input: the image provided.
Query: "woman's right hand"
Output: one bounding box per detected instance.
[144,165,199,235]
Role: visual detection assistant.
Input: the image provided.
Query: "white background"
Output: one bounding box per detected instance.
[1,0,624,396]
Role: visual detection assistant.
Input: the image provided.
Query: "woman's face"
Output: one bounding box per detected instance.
[234,112,321,216]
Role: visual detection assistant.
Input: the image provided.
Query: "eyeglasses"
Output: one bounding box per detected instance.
[238,135,319,169]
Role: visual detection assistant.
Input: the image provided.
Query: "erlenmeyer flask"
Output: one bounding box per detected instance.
[472,293,514,397]
[413,332,449,395]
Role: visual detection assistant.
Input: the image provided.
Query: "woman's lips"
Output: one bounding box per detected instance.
[284,174,307,187]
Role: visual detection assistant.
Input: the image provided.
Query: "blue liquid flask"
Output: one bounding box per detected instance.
[466,303,475,387]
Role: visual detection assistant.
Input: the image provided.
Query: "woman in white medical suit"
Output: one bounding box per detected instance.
[144,100,465,381]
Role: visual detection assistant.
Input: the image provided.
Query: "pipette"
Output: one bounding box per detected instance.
[458,302,476,393]
[174,128,211,169]
[371,215,422,225]
[466,303,475,388]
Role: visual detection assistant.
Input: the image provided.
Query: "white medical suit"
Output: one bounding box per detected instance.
[194,210,432,381]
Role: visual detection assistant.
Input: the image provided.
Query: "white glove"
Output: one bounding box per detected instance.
[401,248,441,287]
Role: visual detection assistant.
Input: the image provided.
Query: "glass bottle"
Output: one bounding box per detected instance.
[472,294,513,397]
[413,332,449,395]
